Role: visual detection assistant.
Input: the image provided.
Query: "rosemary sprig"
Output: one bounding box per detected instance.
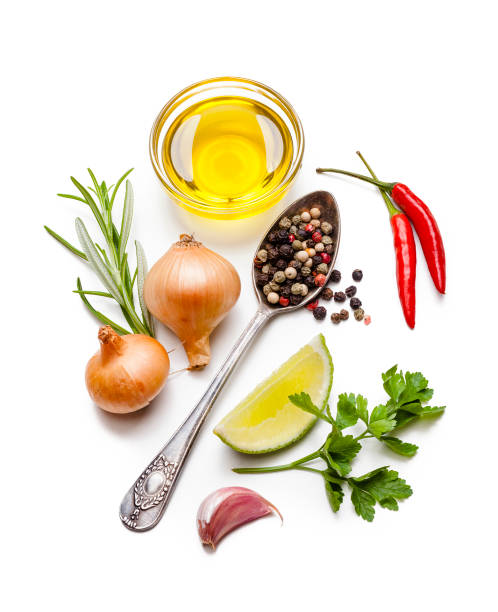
[45,169,155,336]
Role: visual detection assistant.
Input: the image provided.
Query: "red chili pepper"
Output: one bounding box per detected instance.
[390,213,416,328]
[316,158,446,294]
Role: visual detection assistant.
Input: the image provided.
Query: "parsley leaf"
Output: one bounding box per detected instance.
[289,392,329,422]
[336,393,359,430]
[353,469,413,502]
[321,431,361,476]
[324,480,344,513]
[420,405,446,417]
[356,394,369,424]
[368,404,397,437]
[350,484,376,521]
[379,497,399,511]
[381,436,418,457]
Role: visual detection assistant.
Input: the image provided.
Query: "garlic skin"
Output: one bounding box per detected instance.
[144,235,241,369]
[85,326,170,414]
[197,486,282,549]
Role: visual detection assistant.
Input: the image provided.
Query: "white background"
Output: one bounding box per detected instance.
[2,1,497,610]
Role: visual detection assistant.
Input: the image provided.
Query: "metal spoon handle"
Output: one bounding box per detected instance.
[119,308,271,531]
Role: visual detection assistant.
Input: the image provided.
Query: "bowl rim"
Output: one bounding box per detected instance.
[149,76,305,216]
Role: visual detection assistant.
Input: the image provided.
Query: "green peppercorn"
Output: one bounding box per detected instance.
[279,217,292,230]
[269,281,280,292]
[301,266,311,277]
[273,271,286,284]
[263,283,272,296]
[292,240,303,251]
[322,235,333,245]
[321,221,333,235]
[315,242,325,252]
[291,283,302,295]
[292,215,302,225]
[316,263,328,275]
[354,308,365,321]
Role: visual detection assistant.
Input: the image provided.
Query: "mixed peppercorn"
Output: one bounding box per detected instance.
[254,205,336,308]
[308,268,370,325]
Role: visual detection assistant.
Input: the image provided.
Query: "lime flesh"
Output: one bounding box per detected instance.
[214,334,333,453]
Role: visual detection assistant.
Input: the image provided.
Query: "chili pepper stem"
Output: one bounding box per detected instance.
[316,167,396,193]
[356,152,400,218]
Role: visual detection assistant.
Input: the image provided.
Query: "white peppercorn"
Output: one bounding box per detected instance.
[315,242,324,252]
[267,292,280,304]
[257,249,268,262]
[317,263,329,274]
[296,250,309,262]
[273,271,286,283]
[306,248,316,257]
[305,258,313,267]
[291,283,302,295]
[300,284,309,296]
[320,221,333,235]
[262,264,270,273]
[289,225,298,235]
[301,211,311,222]
[310,207,321,219]
[284,266,297,279]
[310,219,321,228]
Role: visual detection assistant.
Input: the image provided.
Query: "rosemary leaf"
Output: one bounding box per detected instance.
[73,289,113,298]
[76,278,130,335]
[57,193,87,204]
[118,180,134,264]
[110,168,133,210]
[75,217,123,304]
[44,225,87,260]
[71,176,108,238]
[136,240,155,336]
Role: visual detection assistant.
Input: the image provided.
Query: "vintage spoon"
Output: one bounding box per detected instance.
[120,191,341,531]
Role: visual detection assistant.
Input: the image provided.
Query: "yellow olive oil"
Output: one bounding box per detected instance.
[162,96,294,209]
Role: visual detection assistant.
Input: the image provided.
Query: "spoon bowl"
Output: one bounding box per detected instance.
[252,190,341,314]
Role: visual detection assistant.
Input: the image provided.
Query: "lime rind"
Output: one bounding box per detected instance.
[214,334,333,454]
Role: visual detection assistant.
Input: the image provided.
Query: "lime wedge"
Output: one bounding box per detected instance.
[214,334,333,453]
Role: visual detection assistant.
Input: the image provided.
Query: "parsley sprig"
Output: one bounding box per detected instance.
[234,365,445,522]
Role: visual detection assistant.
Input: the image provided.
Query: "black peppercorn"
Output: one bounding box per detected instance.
[345,285,357,298]
[267,247,279,261]
[277,229,289,242]
[267,232,277,244]
[325,244,334,255]
[321,287,334,300]
[297,229,308,240]
[275,258,287,270]
[312,255,322,267]
[280,286,291,298]
[350,297,362,310]
[255,272,269,287]
[330,269,341,283]
[313,306,327,320]
[331,312,341,324]
[268,265,277,276]
[304,276,316,288]
[352,269,363,281]
[334,291,346,302]
[290,294,303,305]
[340,309,349,320]
[279,244,293,258]
[290,260,302,270]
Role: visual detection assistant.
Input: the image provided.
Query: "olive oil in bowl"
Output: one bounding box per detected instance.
[150,77,304,219]
[162,97,293,209]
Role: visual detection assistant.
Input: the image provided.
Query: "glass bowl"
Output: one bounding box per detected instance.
[149,77,304,220]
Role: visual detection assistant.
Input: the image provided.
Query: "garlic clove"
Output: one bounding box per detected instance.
[197,486,282,550]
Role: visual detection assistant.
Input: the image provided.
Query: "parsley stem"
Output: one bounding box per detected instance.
[233,449,321,474]
[354,429,373,441]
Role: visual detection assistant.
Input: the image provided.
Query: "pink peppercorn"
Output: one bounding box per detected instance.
[364,315,371,325]
[288,234,295,243]
[315,274,327,287]
[312,231,322,243]
[279,296,290,307]
[320,253,331,264]
[305,223,314,233]
[306,300,319,311]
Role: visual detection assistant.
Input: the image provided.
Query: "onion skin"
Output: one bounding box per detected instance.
[144,235,241,369]
[197,486,282,550]
[85,326,170,414]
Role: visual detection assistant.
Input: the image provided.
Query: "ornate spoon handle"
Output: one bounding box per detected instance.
[119,308,270,531]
